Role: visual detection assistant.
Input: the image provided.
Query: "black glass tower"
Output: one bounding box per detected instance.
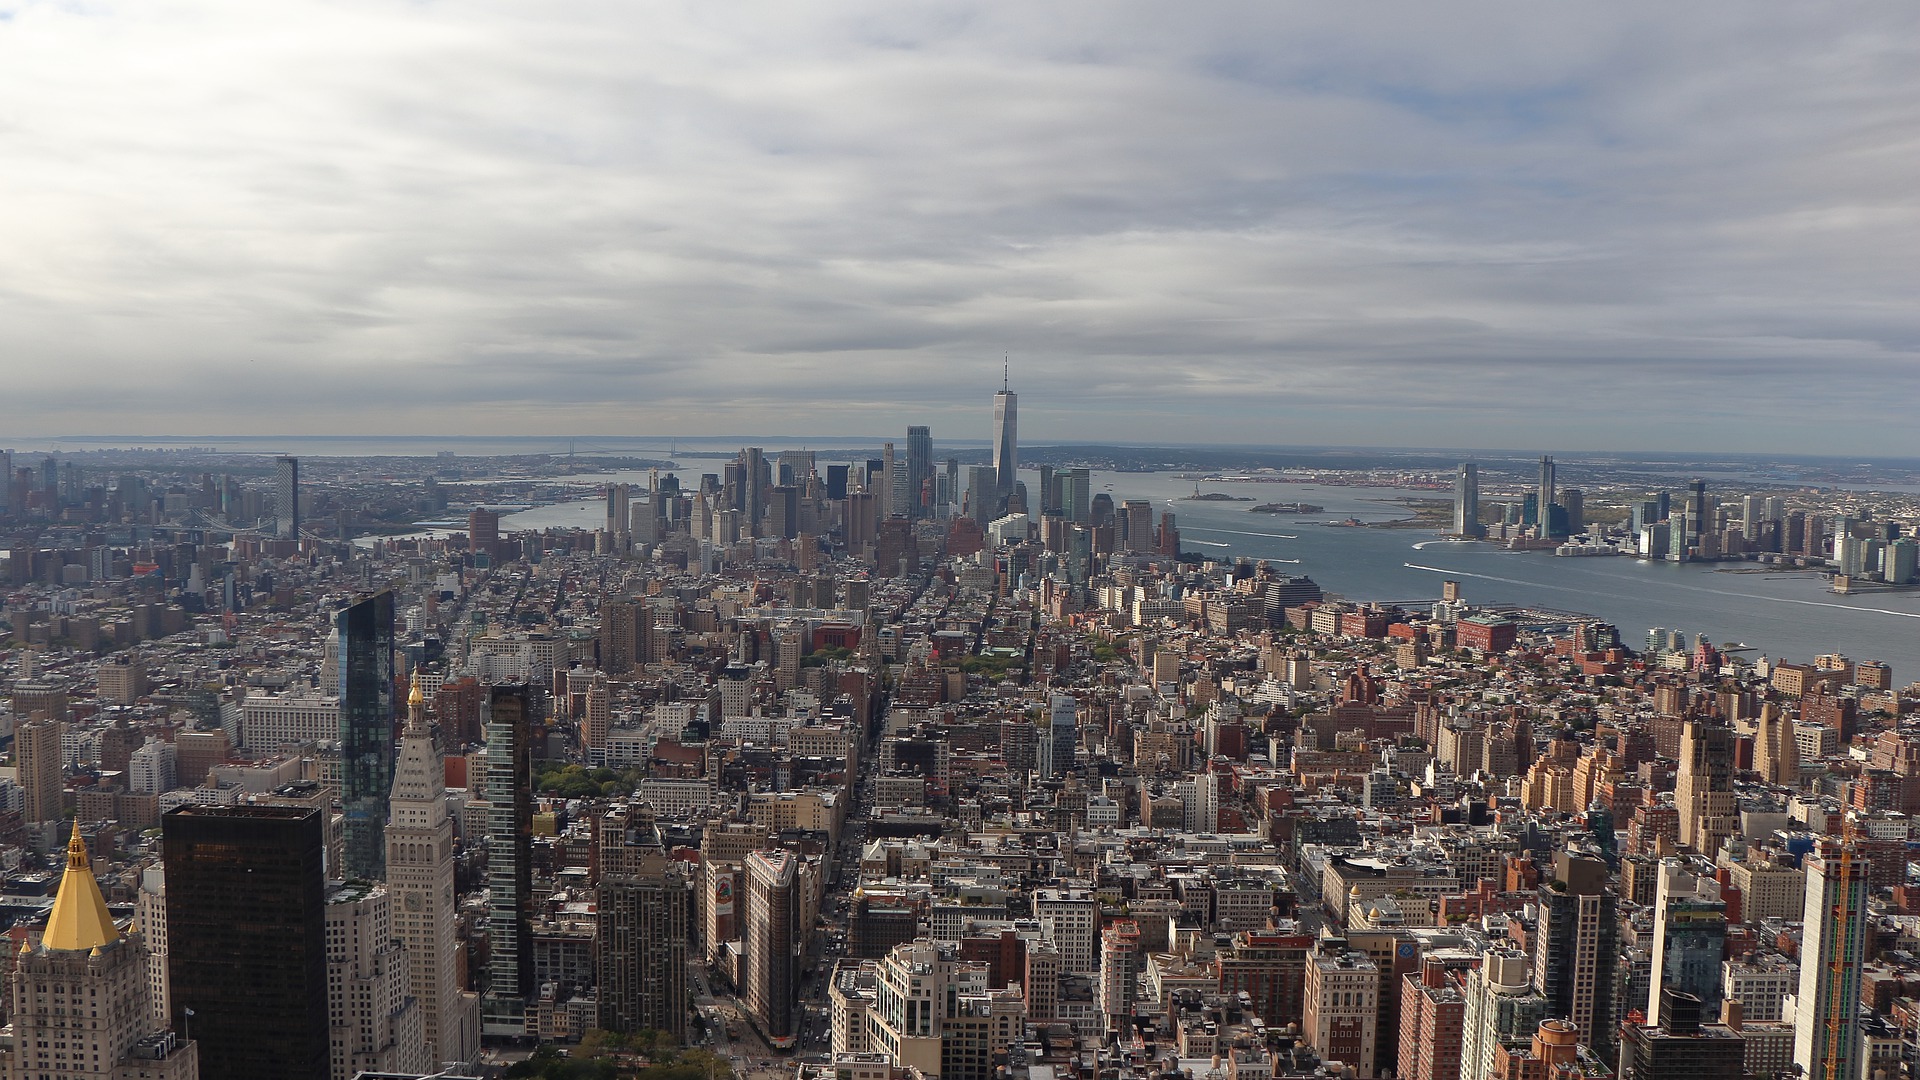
[338,589,396,881]
[163,804,329,1080]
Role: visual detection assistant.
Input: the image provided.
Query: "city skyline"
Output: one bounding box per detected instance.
[2,4,1917,451]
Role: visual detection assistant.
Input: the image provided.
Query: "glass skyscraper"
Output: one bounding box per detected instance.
[337,590,395,882]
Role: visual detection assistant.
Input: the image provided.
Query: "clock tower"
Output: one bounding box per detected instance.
[385,677,479,1065]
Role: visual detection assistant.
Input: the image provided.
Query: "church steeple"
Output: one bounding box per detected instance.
[41,821,120,953]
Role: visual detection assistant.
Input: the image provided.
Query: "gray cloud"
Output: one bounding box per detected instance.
[1,1,1917,452]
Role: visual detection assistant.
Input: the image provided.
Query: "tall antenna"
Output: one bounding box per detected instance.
[1003,354,1010,392]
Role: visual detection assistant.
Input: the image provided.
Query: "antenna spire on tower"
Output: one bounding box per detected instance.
[1003,354,1010,392]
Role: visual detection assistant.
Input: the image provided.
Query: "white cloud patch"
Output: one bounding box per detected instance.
[1,1,1917,451]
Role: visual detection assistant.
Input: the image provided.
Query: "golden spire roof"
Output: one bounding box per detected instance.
[409,678,425,706]
[41,822,120,953]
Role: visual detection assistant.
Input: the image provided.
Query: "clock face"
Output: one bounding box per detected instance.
[405,892,423,912]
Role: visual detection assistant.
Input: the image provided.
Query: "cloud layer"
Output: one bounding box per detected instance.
[2,2,1916,451]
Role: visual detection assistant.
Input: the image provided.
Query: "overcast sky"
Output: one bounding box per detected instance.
[1,3,1916,452]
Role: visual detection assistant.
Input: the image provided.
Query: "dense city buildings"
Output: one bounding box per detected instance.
[9,399,1920,1080]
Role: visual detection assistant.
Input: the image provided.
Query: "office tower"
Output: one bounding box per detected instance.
[597,803,691,1043]
[164,804,330,1080]
[326,883,425,1080]
[338,590,395,882]
[825,463,850,501]
[844,492,876,551]
[1122,499,1154,552]
[1675,719,1736,856]
[992,372,1018,509]
[944,457,959,513]
[0,448,9,513]
[1562,488,1584,534]
[386,680,477,1066]
[964,465,996,518]
[606,482,630,541]
[1646,860,1727,1016]
[1157,511,1180,556]
[275,455,300,538]
[1454,464,1482,537]
[1533,851,1618,1055]
[743,447,766,533]
[1305,943,1379,1077]
[482,685,535,1035]
[1740,494,1760,540]
[1037,464,1056,514]
[880,442,900,519]
[1794,840,1867,1080]
[743,849,799,1048]
[1535,456,1557,533]
[1687,479,1709,547]
[17,715,65,823]
[12,825,198,1080]
[907,425,933,518]
[1062,467,1092,523]
[770,484,799,539]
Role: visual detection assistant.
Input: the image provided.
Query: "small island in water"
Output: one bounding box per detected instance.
[1183,492,1253,502]
[1248,502,1324,514]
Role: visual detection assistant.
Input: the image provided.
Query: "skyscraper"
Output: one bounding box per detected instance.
[164,804,330,1080]
[338,590,395,882]
[1536,455,1556,523]
[325,882,426,1080]
[1533,851,1618,1056]
[992,369,1017,511]
[16,714,64,824]
[1675,719,1736,857]
[386,679,478,1065]
[1687,479,1710,548]
[275,455,300,538]
[1453,464,1482,538]
[482,685,535,1036]
[1645,859,1727,1016]
[881,442,899,519]
[743,849,799,1049]
[743,447,766,534]
[1794,840,1867,1080]
[907,425,933,519]
[597,802,691,1043]
[13,824,198,1080]
[606,482,631,541]
[1038,694,1077,778]
[600,598,652,675]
